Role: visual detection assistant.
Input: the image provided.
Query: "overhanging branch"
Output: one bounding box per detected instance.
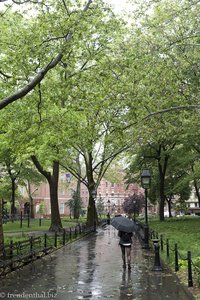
[0,53,63,110]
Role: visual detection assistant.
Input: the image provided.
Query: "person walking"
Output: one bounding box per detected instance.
[118,230,133,270]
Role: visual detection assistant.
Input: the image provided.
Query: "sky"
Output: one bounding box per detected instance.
[106,0,133,13]
[0,0,133,13]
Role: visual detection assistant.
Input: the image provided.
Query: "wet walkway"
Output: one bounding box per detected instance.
[0,225,194,300]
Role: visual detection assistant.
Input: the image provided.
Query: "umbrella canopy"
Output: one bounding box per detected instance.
[111,216,135,233]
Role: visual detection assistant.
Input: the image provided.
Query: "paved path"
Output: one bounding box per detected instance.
[0,226,194,300]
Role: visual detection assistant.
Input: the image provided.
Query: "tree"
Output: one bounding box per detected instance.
[0,0,125,232]
[122,193,145,217]
[18,165,44,218]
[0,0,94,109]
[0,149,22,215]
[31,156,62,231]
[66,189,83,220]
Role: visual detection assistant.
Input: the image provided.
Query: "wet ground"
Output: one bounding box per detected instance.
[0,225,195,300]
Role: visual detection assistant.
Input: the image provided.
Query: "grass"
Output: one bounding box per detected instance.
[3,217,87,244]
[3,217,81,233]
[149,216,200,258]
[149,216,200,299]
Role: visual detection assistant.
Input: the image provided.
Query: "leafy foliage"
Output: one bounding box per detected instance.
[122,193,145,215]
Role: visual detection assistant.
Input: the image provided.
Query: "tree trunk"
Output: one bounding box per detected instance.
[48,174,62,232]
[159,165,165,221]
[11,178,16,215]
[74,155,81,219]
[27,180,34,218]
[74,180,81,219]
[194,180,200,207]
[85,152,98,227]
[87,193,98,227]
[0,201,4,256]
[31,156,62,232]
[166,197,172,217]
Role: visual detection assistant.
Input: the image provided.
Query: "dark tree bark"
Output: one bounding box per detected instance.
[31,156,62,232]
[157,145,170,222]
[73,155,81,219]
[166,195,173,218]
[85,152,98,227]
[11,178,16,215]
[27,180,35,218]
[193,179,200,207]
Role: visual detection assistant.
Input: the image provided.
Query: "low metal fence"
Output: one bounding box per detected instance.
[135,221,200,287]
[150,229,198,288]
[0,223,93,277]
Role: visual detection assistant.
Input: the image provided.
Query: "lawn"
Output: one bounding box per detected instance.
[149,216,200,299]
[149,216,200,258]
[3,217,80,232]
[3,217,85,244]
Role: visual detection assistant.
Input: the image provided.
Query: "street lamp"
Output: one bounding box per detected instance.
[141,168,151,249]
[91,189,97,232]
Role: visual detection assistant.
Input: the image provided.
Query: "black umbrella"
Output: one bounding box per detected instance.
[111,216,135,233]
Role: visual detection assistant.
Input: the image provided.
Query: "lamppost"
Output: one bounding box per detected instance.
[91,189,97,232]
[141,168,151,249]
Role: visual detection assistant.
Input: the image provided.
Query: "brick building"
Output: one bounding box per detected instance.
[21,172,143,218]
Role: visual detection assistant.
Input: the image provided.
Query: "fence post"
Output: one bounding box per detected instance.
[20,211,23,228]
[9,240,13,259]
[166,239,169,257]
[175,243,179,272]
[187,251,193,287]
[44,233,47,254]
[9,240,13,270]
[78,223,81,234]
[160,235,163,251]
[152,239,163,271]
[27,212,30,228]
[63,229,66,246]
[30,236,33,260]
[54,232,57,248]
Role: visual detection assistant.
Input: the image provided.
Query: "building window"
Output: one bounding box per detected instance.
[59,203,65,214]
[59,189,65,196]
[60,173,65,182]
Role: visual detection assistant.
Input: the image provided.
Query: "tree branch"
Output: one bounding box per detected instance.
[123,105,200,131]
[0,53,63,110]
[31,155,51,180]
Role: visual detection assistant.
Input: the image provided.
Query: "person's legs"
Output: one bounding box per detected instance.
[120,245,126,268]
[126,247,131,269]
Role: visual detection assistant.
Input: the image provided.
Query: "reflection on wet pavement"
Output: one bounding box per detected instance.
[0,226,194,300]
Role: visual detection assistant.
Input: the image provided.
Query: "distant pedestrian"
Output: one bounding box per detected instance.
[118,230,133,270]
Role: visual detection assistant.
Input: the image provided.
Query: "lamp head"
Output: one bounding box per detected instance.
[141,168,151,189]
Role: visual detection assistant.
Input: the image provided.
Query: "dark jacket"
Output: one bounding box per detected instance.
[118,231,133,246]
